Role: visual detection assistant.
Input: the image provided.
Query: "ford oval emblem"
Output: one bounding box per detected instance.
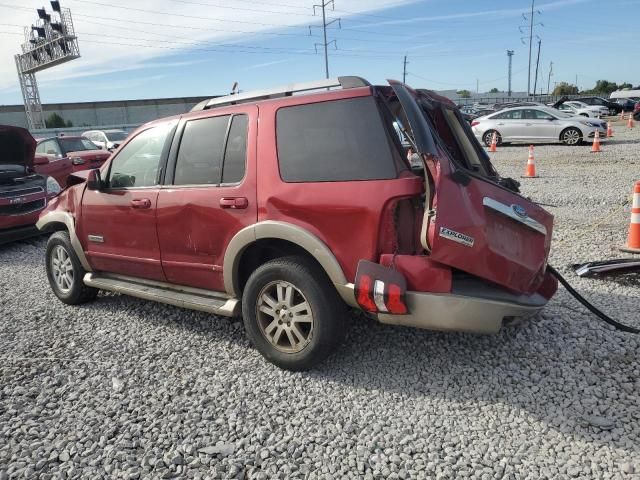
[512,204,527,218]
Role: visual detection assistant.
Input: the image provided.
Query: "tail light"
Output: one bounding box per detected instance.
[354,260,408,315]
[71,157,85,165]
[471,120,480,127]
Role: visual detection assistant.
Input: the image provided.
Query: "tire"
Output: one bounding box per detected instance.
[45,231,98,305]
[560,127,583,146]
[482,130,502,147]
[241,256,346,371]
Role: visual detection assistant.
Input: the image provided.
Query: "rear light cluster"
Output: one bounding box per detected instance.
[354,260,408,315]
[471,121,480,127]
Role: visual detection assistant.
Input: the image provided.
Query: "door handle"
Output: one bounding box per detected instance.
[220,197,249,209]
[130,198,151,209]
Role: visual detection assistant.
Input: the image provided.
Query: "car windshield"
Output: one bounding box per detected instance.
[105,131,128,141]
[59,137,99,153]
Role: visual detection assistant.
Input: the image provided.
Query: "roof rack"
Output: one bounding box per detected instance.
[191,76,371,112]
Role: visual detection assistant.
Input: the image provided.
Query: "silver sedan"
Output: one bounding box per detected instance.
[471,106,608,146]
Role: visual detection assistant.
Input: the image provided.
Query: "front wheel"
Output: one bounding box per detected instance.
[560,127,583,146]
[45,231,98,304]
[483,130,502,147]
[242,256,346,371]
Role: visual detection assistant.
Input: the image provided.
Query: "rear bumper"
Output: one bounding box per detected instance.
[338,276,551,334]
[376,288,546,334]
[0,224,42,246]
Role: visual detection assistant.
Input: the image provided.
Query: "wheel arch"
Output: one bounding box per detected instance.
[224,221,351,302]
[36,211,92,272]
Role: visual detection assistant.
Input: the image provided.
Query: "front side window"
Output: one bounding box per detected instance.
[529,109,554,120]
[106,123,174,189]
[276,97,398,182]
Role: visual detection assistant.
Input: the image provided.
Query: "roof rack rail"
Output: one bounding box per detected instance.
[191,76,370,112]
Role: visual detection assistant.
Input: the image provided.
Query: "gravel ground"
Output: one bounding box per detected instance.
[1,121,639,479]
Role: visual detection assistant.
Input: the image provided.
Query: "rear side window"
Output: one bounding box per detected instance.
[174,114,248,186]
[276,97,397,182]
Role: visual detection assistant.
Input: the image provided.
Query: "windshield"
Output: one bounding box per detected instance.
[59,137,100,154]
[105,131,128,141]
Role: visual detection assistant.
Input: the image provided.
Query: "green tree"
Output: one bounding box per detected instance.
[552,82,578,96]
[456,89,471,98]
[45,112,73,128]
[489,87,499,93]
[588,80,619,95]
[618,82,633,90]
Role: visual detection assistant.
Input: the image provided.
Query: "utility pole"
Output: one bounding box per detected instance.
[476,78,479,94]
[403,55,408,83]
[310,1,340,79]
[507,50,514,97]
[533,38,541,97]
[527,0,534,95]
[546,61,553,95]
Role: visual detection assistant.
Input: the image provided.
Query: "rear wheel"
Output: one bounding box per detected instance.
[560,127,582,146]
[482,130,502,147]
[45,231,98,304]
[242,256,346,371]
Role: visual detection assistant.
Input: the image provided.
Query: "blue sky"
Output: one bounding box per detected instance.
[0,0,638,104]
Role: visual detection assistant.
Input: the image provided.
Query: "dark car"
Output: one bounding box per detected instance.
[574,96,622,115]
[36,136,111,179]
[0,125,61,245]
[634,101,640,121]
[614,98,639,113]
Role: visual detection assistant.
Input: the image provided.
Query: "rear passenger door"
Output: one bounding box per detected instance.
[156,107,257,292]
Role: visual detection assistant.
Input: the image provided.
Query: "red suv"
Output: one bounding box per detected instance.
[38,77,557,370]
[36,135,111,182]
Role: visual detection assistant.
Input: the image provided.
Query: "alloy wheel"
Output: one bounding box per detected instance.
[563,129,580,145]
[256,280,314,354]
[50,245,74,293]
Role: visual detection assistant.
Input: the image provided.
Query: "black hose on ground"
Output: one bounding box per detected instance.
[547,264,640,334]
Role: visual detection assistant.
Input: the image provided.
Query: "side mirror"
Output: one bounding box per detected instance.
[33,155,49,165]
[87,169,102,191]
[548,117,556,121]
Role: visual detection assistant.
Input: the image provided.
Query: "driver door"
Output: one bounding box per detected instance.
[77,121,177,281]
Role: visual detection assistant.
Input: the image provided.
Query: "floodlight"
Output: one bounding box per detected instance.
[37,8,47,20]
[51,1,61,12]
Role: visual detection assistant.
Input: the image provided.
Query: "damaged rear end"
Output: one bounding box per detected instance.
[355,82,556,333]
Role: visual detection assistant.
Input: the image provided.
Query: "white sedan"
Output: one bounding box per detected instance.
[563,101,609,118]
[471,106,608,146]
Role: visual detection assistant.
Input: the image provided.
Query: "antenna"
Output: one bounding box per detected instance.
[14,1,80,130]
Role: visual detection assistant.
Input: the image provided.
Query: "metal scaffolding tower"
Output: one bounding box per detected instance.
[14,1,80,130]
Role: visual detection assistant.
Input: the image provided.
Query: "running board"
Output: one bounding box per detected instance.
[83,273,240,317]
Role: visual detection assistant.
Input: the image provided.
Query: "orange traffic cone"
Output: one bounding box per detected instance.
[607,121,614,137]
[621,181,640,254]
[591,129,602,152]
[489,132,497,152]
[628,113,634,129]
[523,145,538,178]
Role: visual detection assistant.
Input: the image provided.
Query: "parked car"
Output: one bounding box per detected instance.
[82,129,128,151]
[38,77,557,370]
[36,136,111,178]
[1,125,61,245]
[551,101,603,118]
[472,106,608,146]
[565,101,608,118]
[613,98,639,112]
[574,96,622,115]
[634,101,640,121]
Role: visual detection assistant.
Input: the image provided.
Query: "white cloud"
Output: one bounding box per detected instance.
[0,0,419,97]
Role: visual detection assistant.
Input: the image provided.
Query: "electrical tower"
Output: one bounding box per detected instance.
[533,39,541,96]
[520,0,543,95]
[546,61,553,95]
[506,50,514,97]
[310,1,340,79]
[14,1,80,130]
